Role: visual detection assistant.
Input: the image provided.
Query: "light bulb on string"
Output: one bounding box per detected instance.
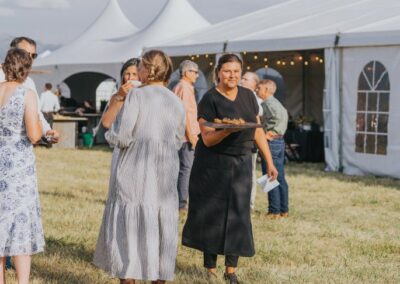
[254,55,258,60]
[282,61,286,66]
[205,54,209,58]
[319,58,324,63]
[243,51,247,55]
[304,61,309,66]
[298,56,303,60]
[263,57,268,62]
[290,61,295,66]
[264,64,268,69]
[277,60,281,65]
[246,66,251,70]
[196,54,200,58]
[191,56,195,60]
[315,56,319,61]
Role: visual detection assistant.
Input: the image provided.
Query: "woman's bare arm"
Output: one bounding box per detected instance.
[254,116,278,180]
[25,89,42,143]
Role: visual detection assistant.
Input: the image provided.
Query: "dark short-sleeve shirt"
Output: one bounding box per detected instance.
[197,86,259,155]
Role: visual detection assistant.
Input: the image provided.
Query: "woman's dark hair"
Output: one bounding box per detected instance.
[120,58,140,81]
[2,48,32,83]
[214,53,243,83]
[141,50,173,83]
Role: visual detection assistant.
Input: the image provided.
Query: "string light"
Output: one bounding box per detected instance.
[243,51,247,55]
[264,65,268,68]
[319,58,324,63]
[196,54,200,58]
[315,56,319,61]
[246,66,251,70]
[191,56,195,60]
[277,60,281,65]
[209,62,213,66]
[282,61,286,66]
[263,58,268,62]
[298,56,303,60]
[290,61,295,66]
[254,55,258,60]
[205,54,209,58]
[304,61,309,66]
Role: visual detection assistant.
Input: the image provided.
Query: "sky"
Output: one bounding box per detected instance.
[0,0,285,48]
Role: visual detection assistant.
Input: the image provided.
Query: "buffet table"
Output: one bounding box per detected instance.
[53,115,88,149]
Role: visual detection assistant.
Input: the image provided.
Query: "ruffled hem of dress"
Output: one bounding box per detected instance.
[93,198,178,281]
[0,245,44,257]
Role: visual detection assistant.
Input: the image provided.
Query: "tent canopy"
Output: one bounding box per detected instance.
[150,0,400,55]
[35,0,210,67]
[35,0,139,66]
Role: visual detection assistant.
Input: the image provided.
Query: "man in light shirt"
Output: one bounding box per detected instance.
[40,83,60,127]
[241,71,263,210]
[257,79,289,219]
[0,36,59,143]
[173,60,200,212]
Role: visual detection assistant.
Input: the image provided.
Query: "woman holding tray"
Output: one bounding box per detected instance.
[182,53,278,284]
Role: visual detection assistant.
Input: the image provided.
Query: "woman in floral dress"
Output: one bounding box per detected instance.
[0,48,44,284]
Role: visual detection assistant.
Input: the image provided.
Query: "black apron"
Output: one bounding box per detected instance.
[182,146,255,257]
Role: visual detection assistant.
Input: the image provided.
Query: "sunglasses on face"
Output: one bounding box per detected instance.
[29,52,38,59]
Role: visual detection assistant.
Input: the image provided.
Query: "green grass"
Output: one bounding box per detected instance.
[5,148,400,283]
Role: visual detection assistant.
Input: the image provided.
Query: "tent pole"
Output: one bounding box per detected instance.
[302,50,307,117]
[338,47,344,171]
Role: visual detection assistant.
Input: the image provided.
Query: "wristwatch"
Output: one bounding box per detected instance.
[115,94,125,102]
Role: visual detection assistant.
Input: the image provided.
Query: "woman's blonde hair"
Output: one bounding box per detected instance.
[141,50,173,83]
[2,48,32,83]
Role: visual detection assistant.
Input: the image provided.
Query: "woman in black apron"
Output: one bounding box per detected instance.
[182,54,278,284]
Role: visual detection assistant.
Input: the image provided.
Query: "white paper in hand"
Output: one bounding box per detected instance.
[256,174,280,193]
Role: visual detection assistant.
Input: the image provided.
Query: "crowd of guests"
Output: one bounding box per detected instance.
[0,36,290,284]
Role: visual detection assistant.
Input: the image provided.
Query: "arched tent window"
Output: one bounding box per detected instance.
[96,79,117,112]
[355,61,390,155]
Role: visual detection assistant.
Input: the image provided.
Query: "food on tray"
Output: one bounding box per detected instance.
[214,118,246,125]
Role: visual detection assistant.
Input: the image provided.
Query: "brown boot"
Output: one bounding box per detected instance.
[280,212,289,218]
[265,213,280,220]
[120,279,135,284]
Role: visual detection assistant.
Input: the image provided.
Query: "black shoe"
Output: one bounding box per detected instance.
[223,272,239,284]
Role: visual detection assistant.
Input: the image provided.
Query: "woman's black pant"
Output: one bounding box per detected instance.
[203,253,239,268]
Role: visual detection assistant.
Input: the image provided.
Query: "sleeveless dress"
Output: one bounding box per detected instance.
[0,86,45,256]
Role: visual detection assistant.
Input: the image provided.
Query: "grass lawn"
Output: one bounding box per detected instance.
[5,147,400,283]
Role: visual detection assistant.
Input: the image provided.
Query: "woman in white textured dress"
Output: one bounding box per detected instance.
[93,50,185,284]
[0,49,45,284]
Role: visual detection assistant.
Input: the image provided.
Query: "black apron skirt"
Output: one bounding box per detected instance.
[182,147,255,257]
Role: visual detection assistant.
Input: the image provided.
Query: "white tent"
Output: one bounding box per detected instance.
[150,0,400,179]
[32,0,140,99]
[35,0,139,66]
[32,0,210,105]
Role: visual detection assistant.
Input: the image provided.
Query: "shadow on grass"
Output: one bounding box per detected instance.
[31,236,97,284]
[282,162,400,191]
[41,190,106,205]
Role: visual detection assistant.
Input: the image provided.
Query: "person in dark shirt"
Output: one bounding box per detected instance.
[182,54,278,284]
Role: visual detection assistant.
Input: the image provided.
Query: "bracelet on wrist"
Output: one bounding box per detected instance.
[115,94,125,102]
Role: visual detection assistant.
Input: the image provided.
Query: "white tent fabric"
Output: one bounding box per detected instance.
[152,0,400,55]
[101,0,210,61]
[323,48,340,172]
[341,46,400,179]
[35,0,139,66]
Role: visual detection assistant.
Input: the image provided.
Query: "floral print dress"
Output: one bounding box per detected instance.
[0,86,45,256]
